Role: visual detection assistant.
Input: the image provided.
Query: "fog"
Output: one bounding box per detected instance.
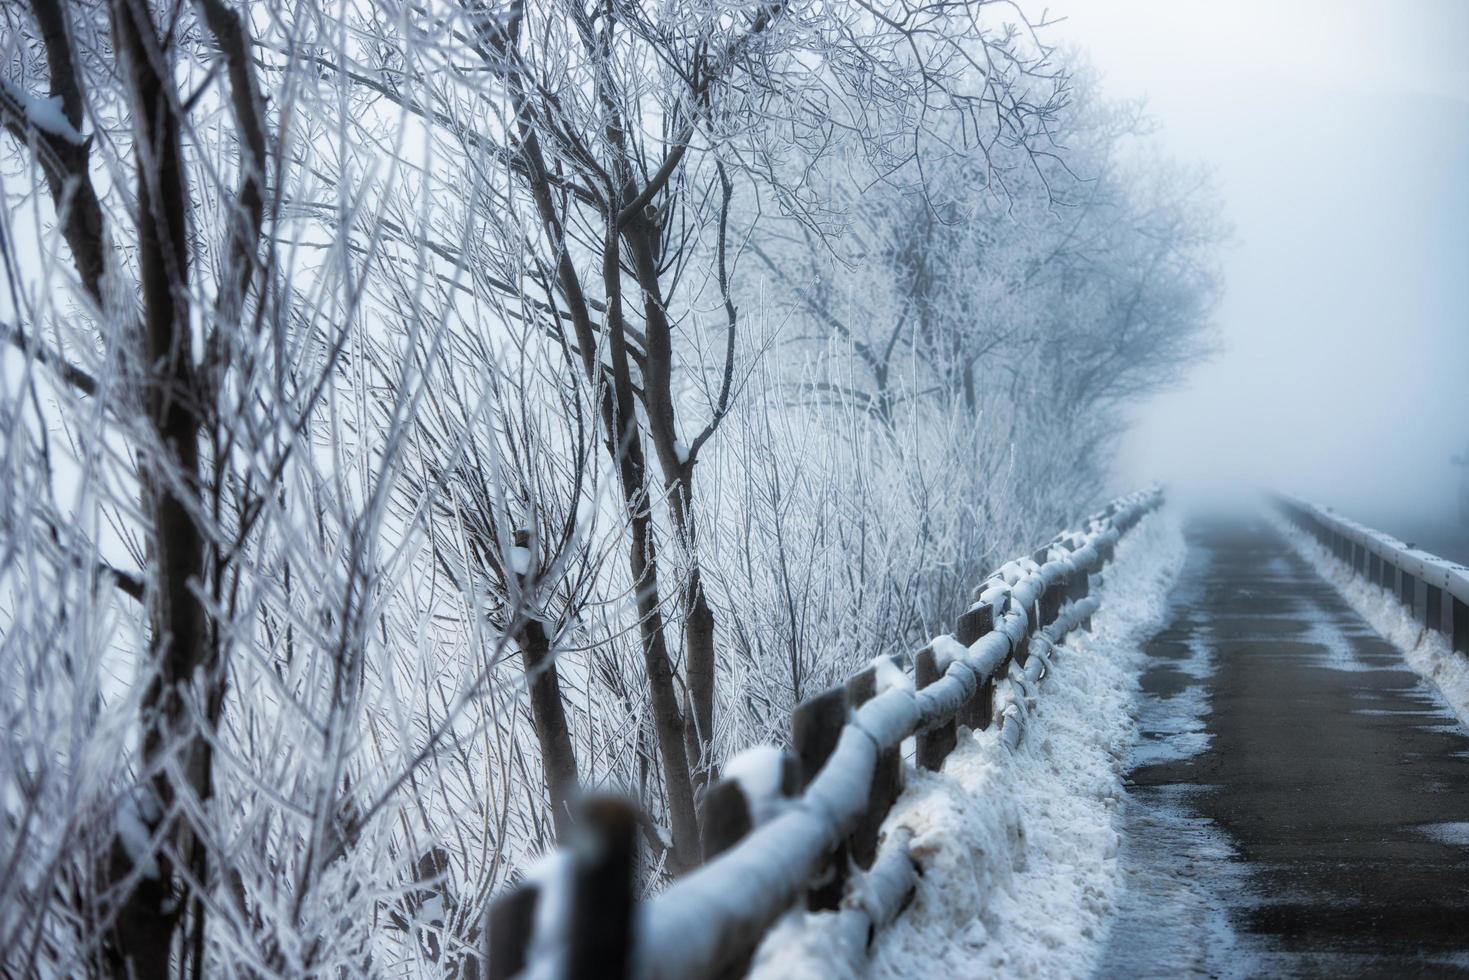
[1053,0,1469,538]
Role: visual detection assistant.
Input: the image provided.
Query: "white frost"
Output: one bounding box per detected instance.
[116,792,161,880]
[521,850,573,979]
[723,744,788,825]
[872,654,913,694]
[0,79,85,144]
[930,634,969,672]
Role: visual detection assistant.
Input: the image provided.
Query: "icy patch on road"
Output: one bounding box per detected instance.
[1299,610,1388,674]
[1130,628,1216,768]
[1417,822,1469,846]
[1100,539,1262,980]
[1100,783,1255,980]
[747,509,1187,979]
[1275,518,1469,730]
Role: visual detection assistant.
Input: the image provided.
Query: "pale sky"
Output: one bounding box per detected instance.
[1054,0,1469,105]
[1048,0,1469,519]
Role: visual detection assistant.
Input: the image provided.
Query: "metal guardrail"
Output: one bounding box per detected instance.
[1275,494,1469,654]
[485,486,1165,980]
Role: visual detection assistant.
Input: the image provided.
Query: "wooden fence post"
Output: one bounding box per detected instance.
[914,646,956,770]
[700,779,752,863]
[1040,576,1063,629]
[956,604,996,731]
[485,883,539,980]
[791,684,847,790]
[567,796,639,980]
[1067,564,1093,630]
[844,666,904,871]
[700,750,800,864]
[792,684,849,911]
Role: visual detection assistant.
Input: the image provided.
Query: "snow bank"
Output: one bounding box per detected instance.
[746,508,1187,979]
[1274,515,1469,729]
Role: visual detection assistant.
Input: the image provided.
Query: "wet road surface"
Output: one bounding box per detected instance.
[1098,515,1469,979]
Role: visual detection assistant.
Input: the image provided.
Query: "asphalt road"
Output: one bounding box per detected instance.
[1098,515,1469,978]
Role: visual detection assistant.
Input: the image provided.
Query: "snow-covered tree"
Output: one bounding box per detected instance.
[0,1,1217,974]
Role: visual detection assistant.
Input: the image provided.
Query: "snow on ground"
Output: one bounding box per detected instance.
[1275,516,1469,729]
[746,508,1187,979]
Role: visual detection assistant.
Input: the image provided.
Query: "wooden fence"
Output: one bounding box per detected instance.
[485,486,1165,980]
[1276,494,1469,655]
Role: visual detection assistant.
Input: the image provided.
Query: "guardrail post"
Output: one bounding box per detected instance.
[914,646,957,771]
[1400,571,1416,609]
[1428,585,1444,635]
[957,604,996,730]
[1455,598,1469,655]
[486,882,539,980]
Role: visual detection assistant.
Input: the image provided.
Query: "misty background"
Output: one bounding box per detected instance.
[1055,0,1469,551]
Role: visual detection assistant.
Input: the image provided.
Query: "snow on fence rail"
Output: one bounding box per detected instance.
[1276,494,1469,655]
[485,486,1165,980]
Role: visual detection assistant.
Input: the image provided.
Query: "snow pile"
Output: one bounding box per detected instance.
[1274,516,1469,728]
[746,507,1187,979]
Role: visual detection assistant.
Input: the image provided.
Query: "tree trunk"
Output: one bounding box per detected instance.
[517,619,580,840]
[106,3,211,974]
[600,228,701,873]
[622,215,718,787]
[682,565,717,784]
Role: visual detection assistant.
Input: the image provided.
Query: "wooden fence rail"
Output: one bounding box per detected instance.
[1275,494,1469,654]
[486,486,1165,980]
